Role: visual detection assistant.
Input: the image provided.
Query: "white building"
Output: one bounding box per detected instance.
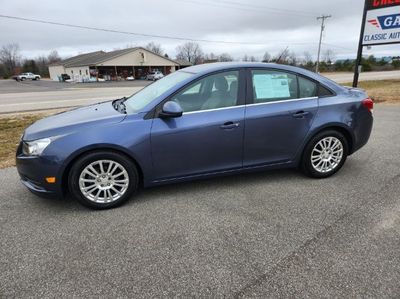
[48,47,190,81]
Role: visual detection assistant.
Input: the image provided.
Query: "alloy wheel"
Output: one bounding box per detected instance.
[311,137,344,174]
[78,160,129,203]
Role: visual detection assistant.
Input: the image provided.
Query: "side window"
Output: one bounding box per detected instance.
[251,70,297,103]
[298,76,317,98]
[171,71,239,113]
[318,85,334,97]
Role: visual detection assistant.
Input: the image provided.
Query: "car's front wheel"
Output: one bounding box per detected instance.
[68,151,138,209]
[301,130,348,178]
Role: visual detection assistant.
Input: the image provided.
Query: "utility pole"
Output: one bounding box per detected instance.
[316,15,331,73]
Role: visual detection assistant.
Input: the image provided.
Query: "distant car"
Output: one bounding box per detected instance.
[126,76,135,81]
[16,62,374,209]
[60,73,71,82]
[146,71,164,81]
[14,72,41,81]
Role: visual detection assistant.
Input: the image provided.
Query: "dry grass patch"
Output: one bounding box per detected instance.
[344,80,400,103]
[0,114,43,168]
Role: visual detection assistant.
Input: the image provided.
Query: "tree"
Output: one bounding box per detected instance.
[47,50,61,64]
[302,51,315,70]
[36,55,50,77]
[242,54,249,62]
[262,51,271,62]
[323,49,336,64]
[204,52,218,61]
[249,56,257,62]
[22,59,39,74]
[392,59,400,69]
[0,43,21,76]
[218,53,233,62]
[145,42,164,55]
[273,48,290,64]
[288,52,298,66]
[176,42,203,64]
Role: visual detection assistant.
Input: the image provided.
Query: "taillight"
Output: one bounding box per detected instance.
[362,98,374,113]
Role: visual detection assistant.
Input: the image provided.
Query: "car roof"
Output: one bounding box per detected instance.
[179,62,344,93]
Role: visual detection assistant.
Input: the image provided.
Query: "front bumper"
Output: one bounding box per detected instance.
[16,143,64,198]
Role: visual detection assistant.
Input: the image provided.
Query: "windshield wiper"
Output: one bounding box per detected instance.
[113,97,127,114]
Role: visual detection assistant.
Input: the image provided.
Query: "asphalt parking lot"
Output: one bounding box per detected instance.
[0,79,151,94]
[1,105,399,297]
[0,79,151,113]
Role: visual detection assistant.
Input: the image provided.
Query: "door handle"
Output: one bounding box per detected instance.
[220,121,240,130]
[292,111,310,118]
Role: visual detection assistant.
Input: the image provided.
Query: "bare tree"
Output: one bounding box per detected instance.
[262,51,272,62]
[0,43,21,76]
[249,56,257,62]
[176,42,203,65]
[302,51,315,70]
[288,52,298,66]
[218,53,234,62]
[204,52,218,61]
[242,54,249,62]
[323,49,336,64]
[47,50,61,64]
[145,42,164,55]
[274,47,290,64]
[303,51,313,64]
[36,55,49,77]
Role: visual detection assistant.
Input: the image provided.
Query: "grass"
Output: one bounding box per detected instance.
[344,79,400,103]
[0,114,43,168]
[0,79,399,169]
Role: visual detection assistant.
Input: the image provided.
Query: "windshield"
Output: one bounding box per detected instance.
[125,71,193,114]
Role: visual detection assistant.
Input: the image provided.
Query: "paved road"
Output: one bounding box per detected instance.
[0,70,399,113]
[1,105,399,297]
[325,70,400,83]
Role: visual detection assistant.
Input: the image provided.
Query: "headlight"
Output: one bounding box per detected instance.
[22,138,51,156]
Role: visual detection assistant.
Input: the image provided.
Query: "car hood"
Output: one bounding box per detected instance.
[23,101,126,141]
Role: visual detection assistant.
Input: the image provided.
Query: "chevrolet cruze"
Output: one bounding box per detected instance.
[16,63,373,209]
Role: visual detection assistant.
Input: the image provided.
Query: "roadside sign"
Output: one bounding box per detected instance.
[363,5,400,45]
[353,0,400,87]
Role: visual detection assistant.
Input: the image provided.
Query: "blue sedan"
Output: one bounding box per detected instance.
[16,63,374,209]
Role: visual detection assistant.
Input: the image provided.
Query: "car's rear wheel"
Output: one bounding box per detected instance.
[301,130,348,178]
[68,151,138,209]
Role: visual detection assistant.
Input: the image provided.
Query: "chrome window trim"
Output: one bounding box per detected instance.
[181,96,318,115]
[183,105,245,115]
[247,96,318,107]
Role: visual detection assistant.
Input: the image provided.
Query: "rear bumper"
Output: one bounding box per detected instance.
[352,112,374,154]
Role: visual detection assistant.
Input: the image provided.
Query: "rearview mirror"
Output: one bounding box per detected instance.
[159,101,183,118]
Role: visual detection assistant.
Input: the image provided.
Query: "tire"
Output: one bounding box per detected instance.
[300,130,348,178]
[68,151,139,209]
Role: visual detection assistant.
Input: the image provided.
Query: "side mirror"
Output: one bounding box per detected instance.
[159,101,183,118]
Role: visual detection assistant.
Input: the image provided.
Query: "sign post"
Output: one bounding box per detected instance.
[353,0,400,87]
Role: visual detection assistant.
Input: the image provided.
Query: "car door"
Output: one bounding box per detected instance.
[150,69,246,181]
[243,68,318,167]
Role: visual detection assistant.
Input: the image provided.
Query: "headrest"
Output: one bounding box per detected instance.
[214,76,228,92]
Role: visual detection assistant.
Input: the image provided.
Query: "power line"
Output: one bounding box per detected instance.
[0,14,319,46]
[214,0,318,16]
[176,0,318,17]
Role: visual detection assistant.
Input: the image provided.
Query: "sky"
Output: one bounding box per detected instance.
[0,0,397,61]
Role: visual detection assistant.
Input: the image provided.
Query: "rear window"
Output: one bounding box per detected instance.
[298,76,317,98]
[318,85,334,97]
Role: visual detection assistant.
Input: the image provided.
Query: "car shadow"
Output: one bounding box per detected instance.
[128,168,301,205]
[30,168,301,211]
